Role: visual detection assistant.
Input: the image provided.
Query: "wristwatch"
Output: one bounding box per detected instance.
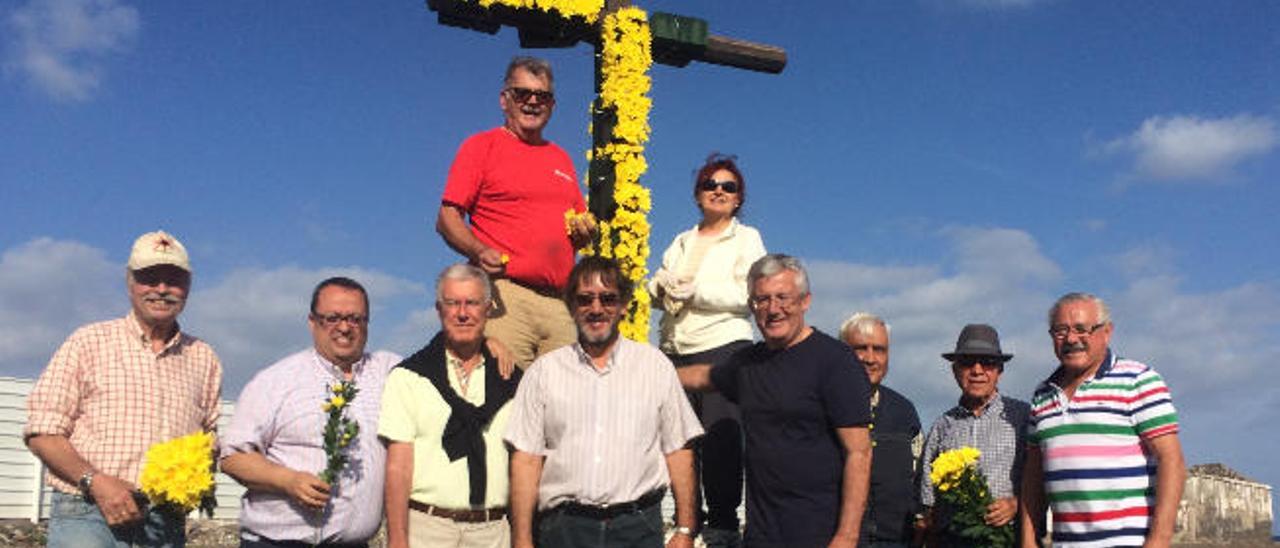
[672,525,694,537]
[77,470,96,497]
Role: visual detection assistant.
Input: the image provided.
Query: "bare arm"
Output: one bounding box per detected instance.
[220,451,330,510]
[383,440,413,548]
[1018,445,1045,548]
[436,205,506,275]
[830,426,872,547]
[675,364,715,392]
[510,449,544,548]
[664,447,697,548]
[1143,434,1186,548]
[27,434,141,526]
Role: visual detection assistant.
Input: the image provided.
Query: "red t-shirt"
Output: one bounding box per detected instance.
[441,127,586,290]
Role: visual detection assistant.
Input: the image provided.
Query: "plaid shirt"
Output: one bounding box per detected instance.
[25,312,223,494]
[919,394,1030,507]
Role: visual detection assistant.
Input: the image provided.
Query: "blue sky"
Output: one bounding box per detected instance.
[3,0,1278,530]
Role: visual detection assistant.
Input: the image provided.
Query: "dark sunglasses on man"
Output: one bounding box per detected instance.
[506,86,555,105]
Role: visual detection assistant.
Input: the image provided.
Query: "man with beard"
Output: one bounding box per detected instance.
[26,230,223,547]
[380,264,521,548]
[919,324,1029,547]
[504,257,703,548]
[1019,293,1185,548]
[678,254,874,548]
[436,56,597,369]
[221,277,402,547]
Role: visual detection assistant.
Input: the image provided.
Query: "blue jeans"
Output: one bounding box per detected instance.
[537,503,664,548]
[47,492,185,548]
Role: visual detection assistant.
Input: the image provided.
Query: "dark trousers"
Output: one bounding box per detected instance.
[240,535,368,548]
[670,339,750,531]
[537,503,665,548]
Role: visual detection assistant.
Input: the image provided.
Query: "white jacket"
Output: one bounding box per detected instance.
[647,219,767,355]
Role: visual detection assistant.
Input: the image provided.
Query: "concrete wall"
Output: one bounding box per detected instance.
[1175,469,1274,544]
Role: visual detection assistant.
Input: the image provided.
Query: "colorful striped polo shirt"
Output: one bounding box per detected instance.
[1027,350,1179,547]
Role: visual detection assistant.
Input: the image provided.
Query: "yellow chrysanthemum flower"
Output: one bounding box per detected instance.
[139,431,216,513]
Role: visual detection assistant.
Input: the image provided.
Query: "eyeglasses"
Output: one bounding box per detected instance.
[440,298,488,311]
[1048,322,1107,339]
[573,292,622,309]
[698,179,739,194]
[954,357,1004,370]
[750,293,802,311]
[505,86,555,104]
[312,313,367,327]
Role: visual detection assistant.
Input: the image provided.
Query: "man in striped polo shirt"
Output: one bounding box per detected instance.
[1019,293,1186,548]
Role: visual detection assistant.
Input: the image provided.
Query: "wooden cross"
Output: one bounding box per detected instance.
[425,0,786,222]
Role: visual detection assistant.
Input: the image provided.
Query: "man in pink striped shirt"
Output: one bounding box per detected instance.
[26,230,223,547]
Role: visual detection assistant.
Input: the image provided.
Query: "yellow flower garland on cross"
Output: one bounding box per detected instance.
[475,0,601,23]
[588,6,653,342]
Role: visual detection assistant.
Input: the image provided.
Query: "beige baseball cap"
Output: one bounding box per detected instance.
[127,230,192,273]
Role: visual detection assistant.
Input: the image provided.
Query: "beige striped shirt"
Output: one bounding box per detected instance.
[503,338,703,510]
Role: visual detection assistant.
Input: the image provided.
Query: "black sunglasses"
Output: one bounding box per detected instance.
[506,87,555,104]
[698,179,739,194]
[573,292,622,308]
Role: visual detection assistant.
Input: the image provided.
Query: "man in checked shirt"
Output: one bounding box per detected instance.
[26,230,223,547]
[918,323,1031,546]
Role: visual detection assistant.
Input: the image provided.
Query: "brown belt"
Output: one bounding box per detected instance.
[408,500,508,523]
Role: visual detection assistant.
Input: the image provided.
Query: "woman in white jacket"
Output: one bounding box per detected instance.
[648,153,766,548]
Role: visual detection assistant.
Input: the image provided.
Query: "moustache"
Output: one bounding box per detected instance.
[143,293,182,305]
[1060,342,1087,353]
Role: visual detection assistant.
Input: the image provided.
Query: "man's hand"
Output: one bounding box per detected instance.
[985,496,1017,527]
[476,247,507,276]
[89,473,143,527]
[282,469,331,510]
[485,337,517,378]
[666,531,695,548]
[567,212,597,249]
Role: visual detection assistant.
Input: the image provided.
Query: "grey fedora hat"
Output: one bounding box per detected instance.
[941,323,1013,362]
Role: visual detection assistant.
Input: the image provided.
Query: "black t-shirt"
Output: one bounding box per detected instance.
[711,329,873,548]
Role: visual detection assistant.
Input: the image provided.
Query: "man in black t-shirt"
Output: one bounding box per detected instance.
[839,312,922,548]
[679,254,873,548]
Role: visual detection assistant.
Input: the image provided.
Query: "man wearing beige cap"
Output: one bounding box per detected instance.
[25,230,223,547]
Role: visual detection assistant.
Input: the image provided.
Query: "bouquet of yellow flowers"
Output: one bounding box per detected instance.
[319,381,359,484]
[139,431,217,517]
[929,446,1013,547]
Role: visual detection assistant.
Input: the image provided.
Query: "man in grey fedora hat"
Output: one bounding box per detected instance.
[917,324,1030,547]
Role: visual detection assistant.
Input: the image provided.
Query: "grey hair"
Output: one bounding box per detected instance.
[747,254,809,296]
[435,263,492,304]
[504,56,554,91]
[838,312,890,343]
[1048,292,1110,325]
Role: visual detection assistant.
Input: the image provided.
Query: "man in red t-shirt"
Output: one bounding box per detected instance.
[437,56,596,368]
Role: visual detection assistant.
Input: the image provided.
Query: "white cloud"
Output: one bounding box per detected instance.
[1103,114,1277,182]
[185,266,426,393]
[4,0,139,101]
[0,238,120,377]
[0,238,428,395]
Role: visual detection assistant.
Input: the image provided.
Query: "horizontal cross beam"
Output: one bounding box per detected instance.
[426,0,787,74]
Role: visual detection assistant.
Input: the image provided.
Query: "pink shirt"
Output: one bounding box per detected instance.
[220,348,400,543]
[25,313,223,494]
